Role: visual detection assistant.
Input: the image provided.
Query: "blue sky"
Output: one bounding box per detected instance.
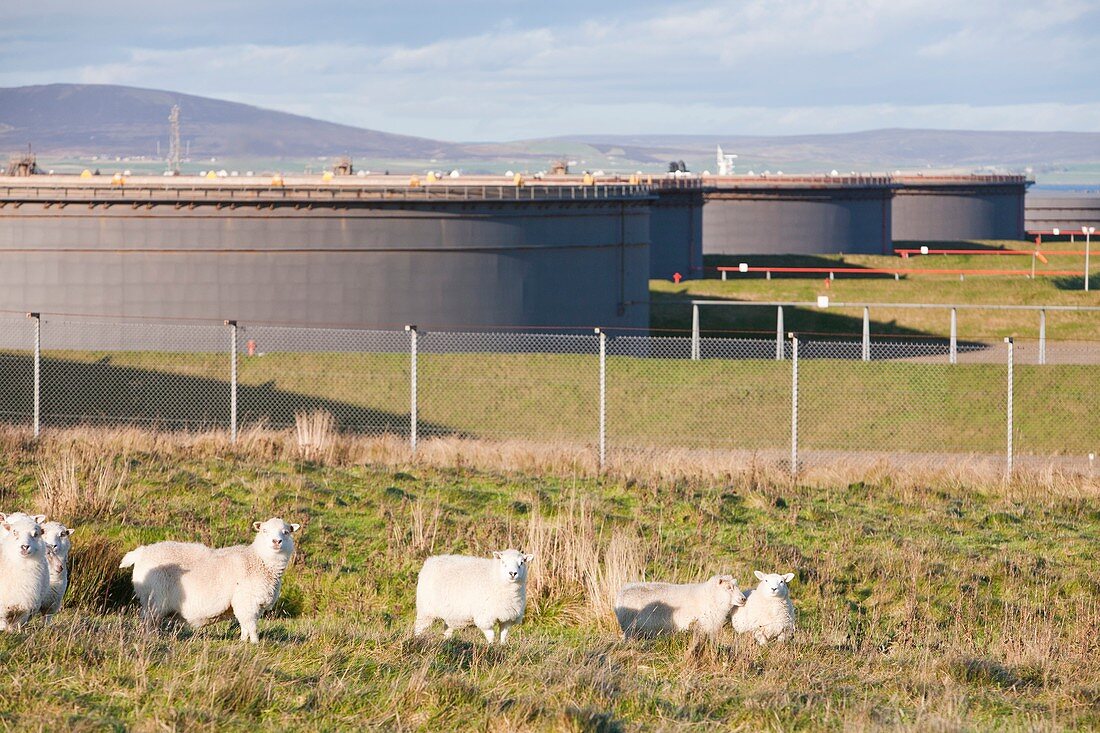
[2,0,1099,140]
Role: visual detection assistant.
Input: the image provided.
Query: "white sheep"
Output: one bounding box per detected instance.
[731,570,796,644]
[413,549,534,644]
[39,521,75,620]
[0,513,51,632]
[119,517,301,643]
[614,575,746,639]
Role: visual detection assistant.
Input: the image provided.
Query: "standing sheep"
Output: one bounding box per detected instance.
[119,517,301,643]
[414,549,534,644]
[731,570,796,644]
[39,521,75,620]
[614,575,746,639]
[0,514,50,631]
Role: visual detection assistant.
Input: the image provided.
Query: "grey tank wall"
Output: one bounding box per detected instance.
[1025,194,1100,231]
[892,184,1026,241]
[649,188,704,280]
[702,187,892,255]
[0,198,650,332]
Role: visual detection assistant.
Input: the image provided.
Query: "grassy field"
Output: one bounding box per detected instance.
[0,429,1098,730]
[653,249,1100,341]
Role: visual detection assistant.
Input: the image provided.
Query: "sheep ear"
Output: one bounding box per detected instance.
[1,522,9,532]
[63,528,75,537]
[754,570,766,581]
[33,514,47,524]
[290,523,301,533]
[783,573,795,583]
[492,551,502,559]
[252,521,263,532]
[523,553,535,563]
[730,578,738,587]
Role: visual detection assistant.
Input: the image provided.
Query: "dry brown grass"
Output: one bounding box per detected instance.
[294,410,337,461]
[35,443,128,522]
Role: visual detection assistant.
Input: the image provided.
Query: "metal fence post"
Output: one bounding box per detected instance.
[790,333,799,479]
[597,328,606,471]
[949,308,958,364]
[1005,337,1014,477]
[28,312,40,438]
[776,306,784,360]
[691,304,700,361]
[226,320,237,443]
[861,307,870,362]
[406,325,418,451]
[1038,309,1046,365]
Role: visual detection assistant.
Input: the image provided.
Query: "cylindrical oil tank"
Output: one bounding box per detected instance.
[1025,193,1100,233]
[0,177,651,331]
[647,180,704,280]
[702,175,893,255]
[892,175,1028,242]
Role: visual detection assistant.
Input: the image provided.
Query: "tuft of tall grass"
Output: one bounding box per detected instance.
[294,410,336,460]
[67,536,131,613]
[35,445,128,522]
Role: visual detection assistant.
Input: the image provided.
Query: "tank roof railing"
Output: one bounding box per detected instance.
[0,182,655,204]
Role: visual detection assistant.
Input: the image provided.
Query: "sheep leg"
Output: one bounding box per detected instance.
[233,606,260,644]
[753,629,769,645]
[498,623,511,645]
[443,626,455,639]
[479,626,496,644]
[413,616,434,636]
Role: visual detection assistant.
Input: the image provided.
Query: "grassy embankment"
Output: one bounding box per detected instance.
[0,429,1097,730]
[652,249,1100,341]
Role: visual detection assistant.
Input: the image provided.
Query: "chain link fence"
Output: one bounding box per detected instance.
[2,315,1096,473]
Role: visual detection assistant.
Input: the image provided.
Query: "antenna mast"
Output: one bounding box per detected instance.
[167,104,181,174]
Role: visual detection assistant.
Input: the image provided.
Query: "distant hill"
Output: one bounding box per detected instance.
[0,84,458,158]
[550,130,1100,168]
[2,84,1098,176]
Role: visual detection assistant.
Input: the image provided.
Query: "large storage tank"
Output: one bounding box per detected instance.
[0,177,652,331]
[648,179,704,280]
[1025,192,1100,233]
[892,175,1028,241]
[702,175,893,255]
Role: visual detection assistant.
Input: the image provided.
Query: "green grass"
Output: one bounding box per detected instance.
[0,432,1098,730]
[654,249,1100,341]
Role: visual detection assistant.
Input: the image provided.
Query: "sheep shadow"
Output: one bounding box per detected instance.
[0,351,457,437]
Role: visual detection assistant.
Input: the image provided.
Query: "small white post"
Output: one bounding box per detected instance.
[1086,227,1092,292]
[721,270,727,281]
[226,320,237,443]
[406,325,418,451]
[1005,337,1014,478]
[790,333,799,479]
[597,328,606,471]
[949,308,958,365]
[28,312,40,438]
[775,306,784,360]
[691,304,700,361]
[1038,309,1046,366]
[861,307,870,362]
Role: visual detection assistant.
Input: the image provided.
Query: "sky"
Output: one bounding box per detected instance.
[2,0,1099,141]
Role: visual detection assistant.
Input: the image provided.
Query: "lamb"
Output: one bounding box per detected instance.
[0,514,51,631]
[413,549,534,644]
[614,575,746,639]
[119,517,301,643]
[731,570,797,644]
[39,521,75,620]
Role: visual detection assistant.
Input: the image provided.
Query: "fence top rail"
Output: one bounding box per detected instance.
[690,300,1100,312]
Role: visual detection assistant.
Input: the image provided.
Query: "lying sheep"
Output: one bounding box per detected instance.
[731,570,796,644]
[414,549,534,644]
[39,521,75,620]
[119,517,301,643]
[0,513,50,631]
[615,575,745,639]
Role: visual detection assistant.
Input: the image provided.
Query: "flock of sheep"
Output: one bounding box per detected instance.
[1,511,796,645]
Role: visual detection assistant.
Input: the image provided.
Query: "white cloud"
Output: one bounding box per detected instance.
[2,0,1097,138]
